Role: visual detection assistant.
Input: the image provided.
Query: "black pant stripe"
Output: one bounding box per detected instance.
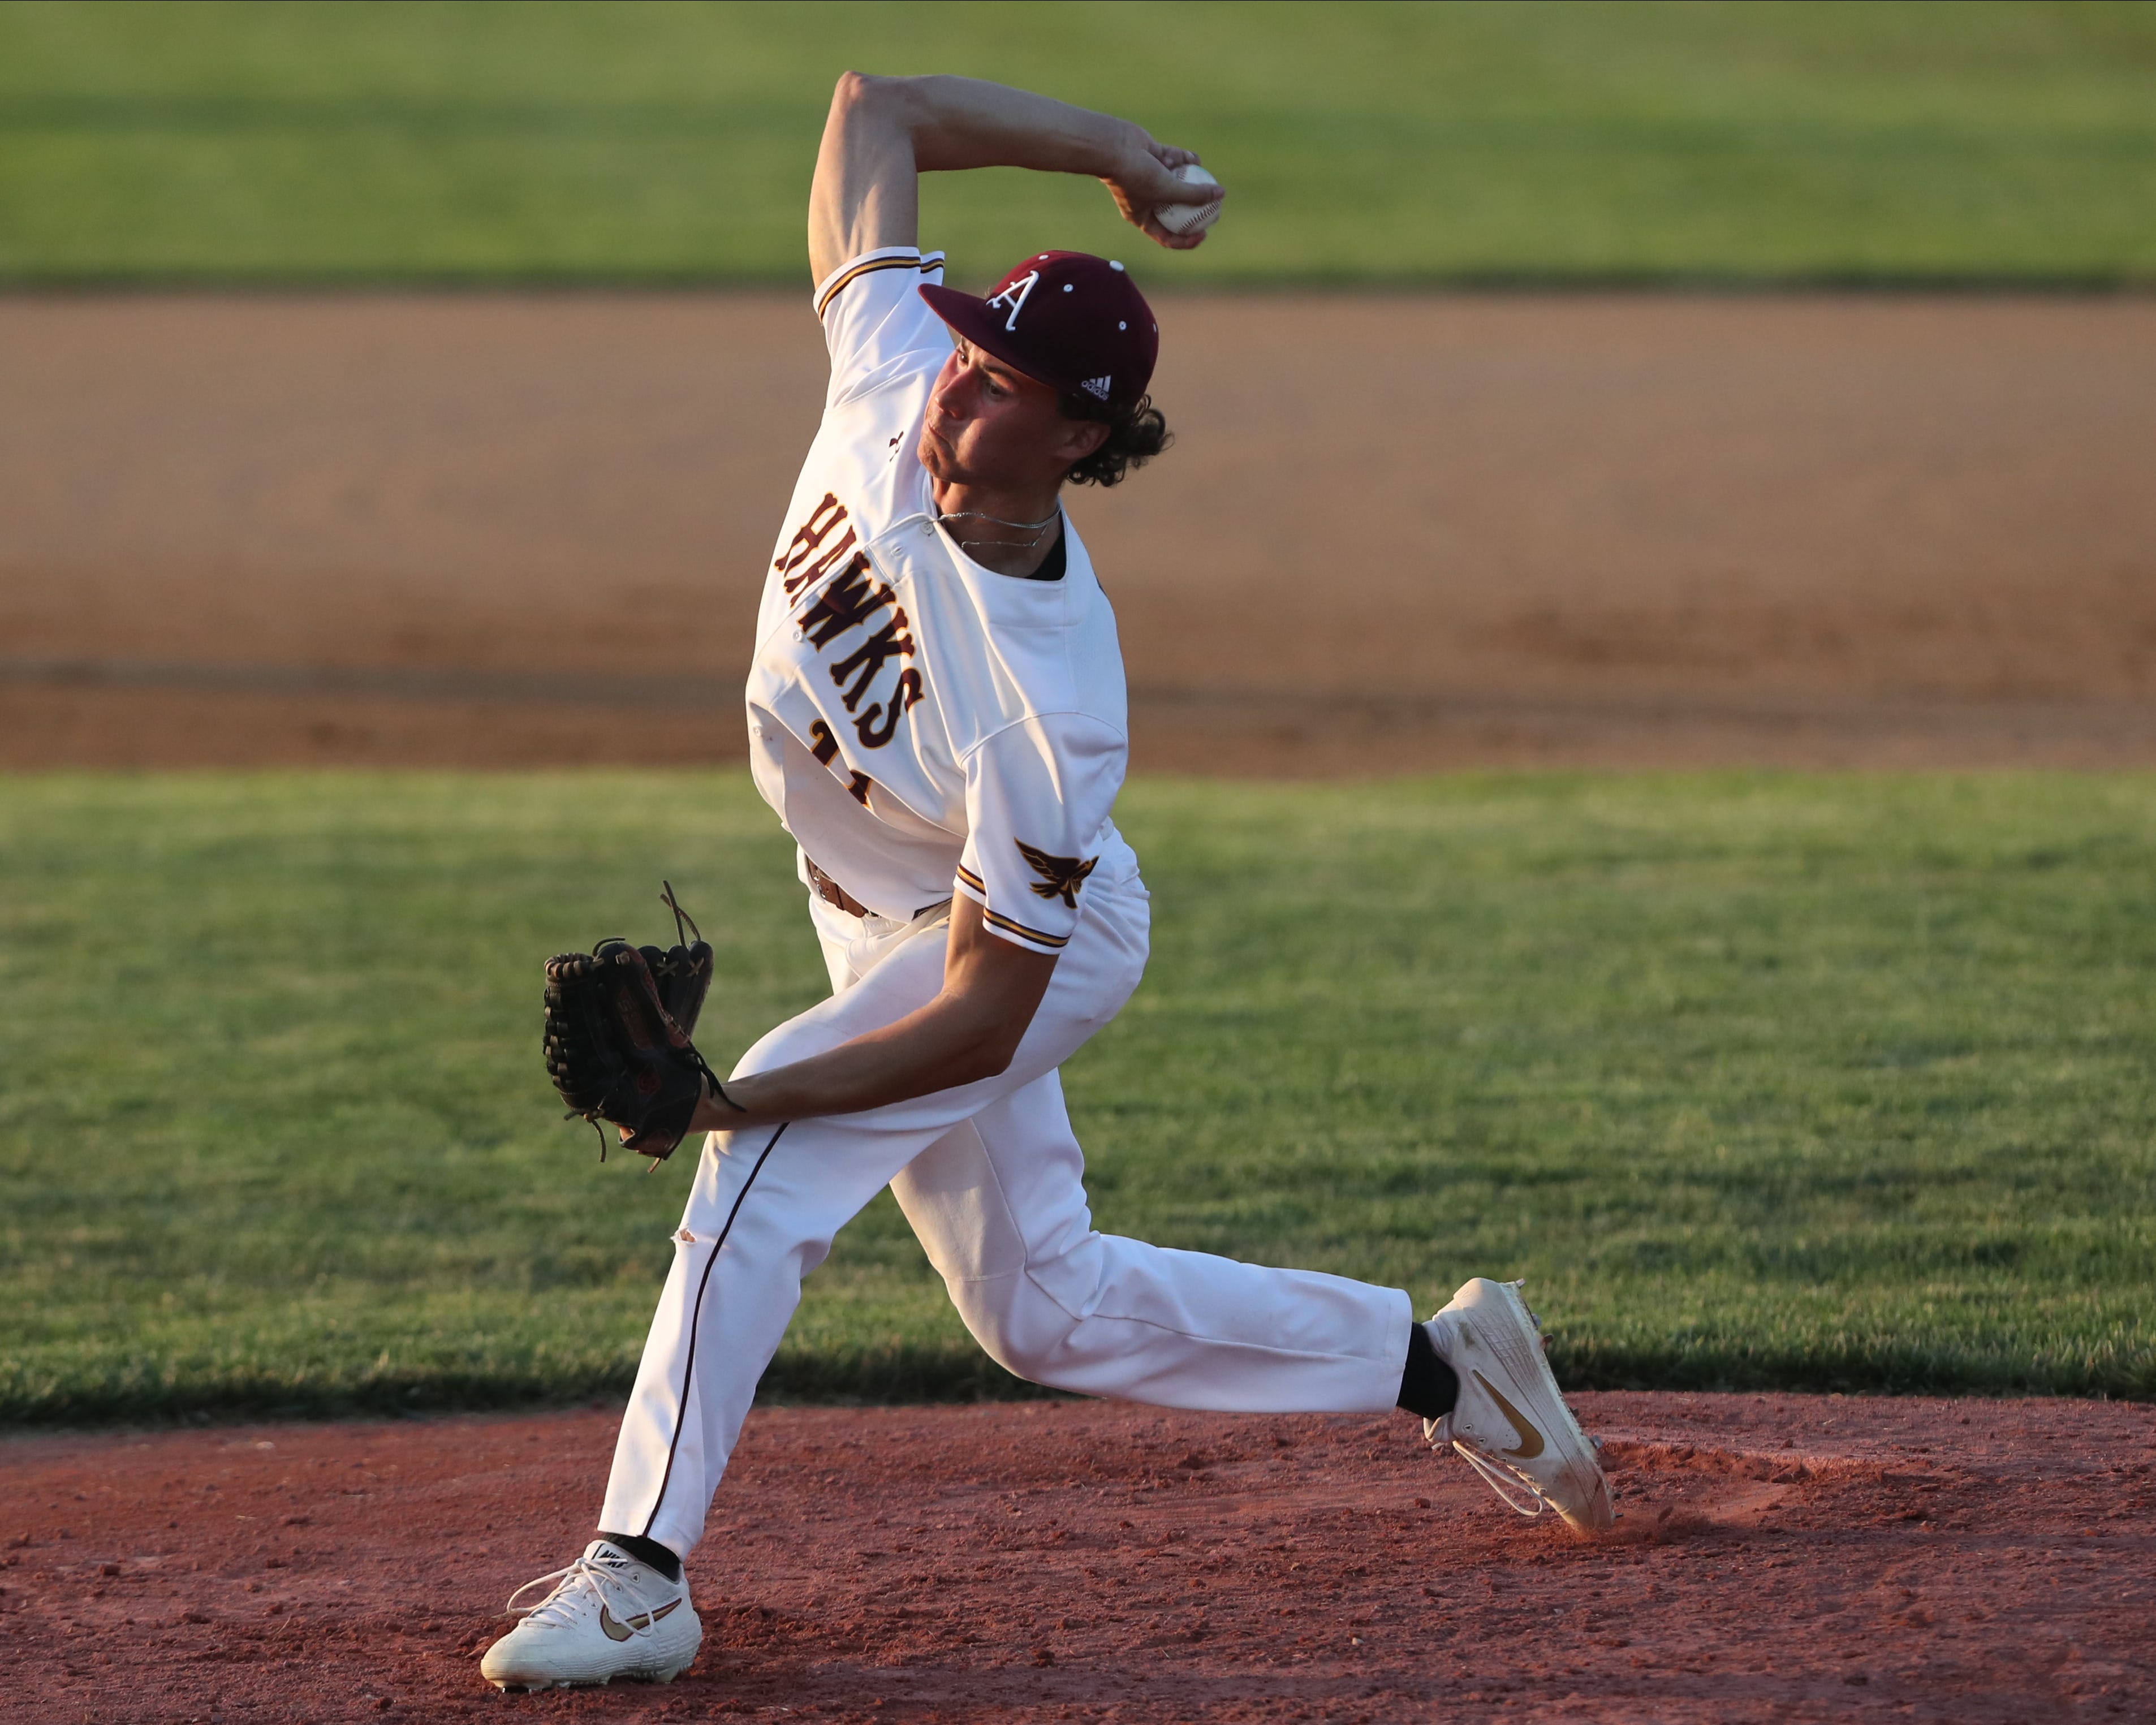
[639,1121,790,1541]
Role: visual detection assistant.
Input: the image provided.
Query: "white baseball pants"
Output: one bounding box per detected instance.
[599,874,1415,1558]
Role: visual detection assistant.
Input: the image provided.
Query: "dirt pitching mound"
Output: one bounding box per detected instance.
[6,1391,2150,1723]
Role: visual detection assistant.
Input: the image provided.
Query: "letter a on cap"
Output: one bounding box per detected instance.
[984,270,1040,333]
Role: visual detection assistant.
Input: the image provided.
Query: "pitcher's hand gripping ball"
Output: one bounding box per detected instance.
[1153,163,1222,236]
[543,882,719,1163]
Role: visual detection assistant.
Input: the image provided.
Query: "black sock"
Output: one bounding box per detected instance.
[1396,1322,1459,1421]
[596,1530,682,1584]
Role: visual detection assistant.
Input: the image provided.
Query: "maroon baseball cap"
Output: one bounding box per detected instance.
[920,251,1158,411]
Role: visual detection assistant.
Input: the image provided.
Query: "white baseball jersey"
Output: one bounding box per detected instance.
[744,245,1139,954]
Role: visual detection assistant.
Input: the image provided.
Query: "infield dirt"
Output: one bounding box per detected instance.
[6,1392,2151,1724]
[4,292,2154,773]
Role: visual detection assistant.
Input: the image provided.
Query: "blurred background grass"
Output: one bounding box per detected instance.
[1,0,2151,286]
[3,772,2150,1422]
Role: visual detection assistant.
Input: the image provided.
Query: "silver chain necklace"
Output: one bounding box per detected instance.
[935,507,1059,553]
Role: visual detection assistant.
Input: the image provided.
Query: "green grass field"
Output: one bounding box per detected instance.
[2,1,2152,287]
[2,770,2150,1424]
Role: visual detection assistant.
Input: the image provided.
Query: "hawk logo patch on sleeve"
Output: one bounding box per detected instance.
[1016,840,1097,908]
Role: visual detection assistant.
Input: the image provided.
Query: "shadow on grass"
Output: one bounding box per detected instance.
[0,1342,1057,1428]
[1558,1340,2155,1403]
[6,1340,2148,1428]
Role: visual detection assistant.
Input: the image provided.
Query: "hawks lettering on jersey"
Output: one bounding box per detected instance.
[800,556,891,647]
[776,491,928,760]
[775,493,859,598]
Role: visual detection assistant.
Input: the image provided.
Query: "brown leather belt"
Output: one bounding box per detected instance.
[805,856,870,917]
[805,856,953,925]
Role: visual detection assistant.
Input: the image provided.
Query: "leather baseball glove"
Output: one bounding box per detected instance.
[543,883,725,1162]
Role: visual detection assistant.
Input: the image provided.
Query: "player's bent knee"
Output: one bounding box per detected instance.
[944,1274,1088,1387]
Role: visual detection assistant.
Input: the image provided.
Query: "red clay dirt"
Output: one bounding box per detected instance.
[5,1392,2151,1724]
[5,293,2155,773]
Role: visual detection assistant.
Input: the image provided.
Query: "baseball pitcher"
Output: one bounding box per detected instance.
[488,72,1611,1694]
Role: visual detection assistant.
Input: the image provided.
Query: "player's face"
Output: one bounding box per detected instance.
[920,339,1107,493]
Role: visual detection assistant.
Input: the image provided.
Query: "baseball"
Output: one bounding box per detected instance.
[1154,162,1222,236]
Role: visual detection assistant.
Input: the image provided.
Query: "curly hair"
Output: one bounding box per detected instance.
[1060,394,1172,488]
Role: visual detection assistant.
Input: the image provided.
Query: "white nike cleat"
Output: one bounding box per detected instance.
[479,1540,701,1692]
[1422,1277,1614,1537]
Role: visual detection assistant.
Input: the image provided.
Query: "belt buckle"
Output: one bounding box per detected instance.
[808,859,860,917]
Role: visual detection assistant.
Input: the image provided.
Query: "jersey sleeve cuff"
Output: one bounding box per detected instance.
[954,865,1071,954]
[813,247,947,320]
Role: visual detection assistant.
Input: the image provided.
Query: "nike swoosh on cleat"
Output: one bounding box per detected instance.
[601,1598,682,1641]
[1471,1369,1546,1459]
